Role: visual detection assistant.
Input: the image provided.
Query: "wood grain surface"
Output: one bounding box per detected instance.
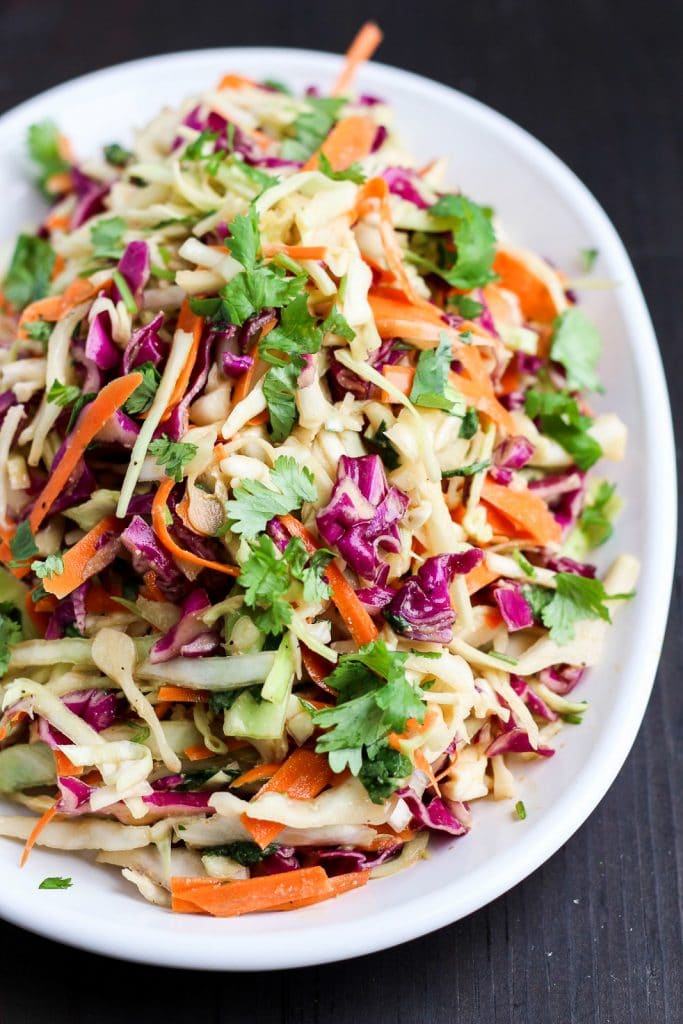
[0,1,680,1020]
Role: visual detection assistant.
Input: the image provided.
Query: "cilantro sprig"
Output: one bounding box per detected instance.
[27,120,69,197]
[550,308,603,393]
[90,217,126,262]
[409,332,464,415]
[3,235,55,310]
[525,389,603,471]
[31,554,64,580]
[239,534,333,635]
[226,456,317,540]
[523,572,631,645]
[281,97,346,162]
[408,193,497,290]
[0,602,23,675]
[148,436,198,482]
[123,361,160,416]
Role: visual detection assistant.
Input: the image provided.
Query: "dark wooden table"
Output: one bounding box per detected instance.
[0,0,680,1020]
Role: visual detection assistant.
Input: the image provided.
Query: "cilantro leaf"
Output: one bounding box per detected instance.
[67,393,96,432]
[447,293,484,319]
[224,206,260,271]
[578,481,618,548]
[226,456,317,540]
[365,421,400,471]
[90,217,126,262]
[322,306,355,341]
[148,436,198,482]
[0,602,23,675]
[301,549,334,603]
[183,130,220,162]
[540,572,612,644]
[27,120,69,196]
[123,361,160,416]
[31,553,64,580]
[259,294,323,368]
[521,583,554,620]
[203,841,278,866]
[47,379,80,409]
[580,248,599,272]
[39,876,73,890]
[426,193,497,289]
[24,320,52,345]
[459,407,479,439]
[262,364,299,443]
[524,389,603,471]
[208,690,242,714]
[8,521,38,568]
[410,332,465,414]
[3,235,55,309]
[281,97,346,162]
[358,744,413,803]
[222,265,306,327]
[550,308,603,392]
[318,151,366,184]
[104,142,133,166]
[238,535,329,634]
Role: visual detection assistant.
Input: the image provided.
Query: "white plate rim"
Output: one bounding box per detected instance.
[0,46,676,970]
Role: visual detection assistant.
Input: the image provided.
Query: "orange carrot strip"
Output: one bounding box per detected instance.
[262,244,328,261]
[247,409,269,427]
[160,301,203,422]
[241,748,333,848]
[84,585,121,615]
[368,291,455,343]
[480,480,562,546]
[29,374,142,534]
[44,516,122,599]
[20,802,58,867]
[18,277,101,340]
[481,501,517,538]
[157,686,209,703]
[183,744,215,762]
[142,570,166,602]
[332,21,383,96]
[272,869,370,911]
[171,867,331,917]
[50,253,65,282]
[228,318,275,411]
[44,212,70,233]
[303,115,377,172]
[217,73,257,90]
[380,364,415,401]
[301,645,334,692]
[0,710,27,743]
[151,477,240,577]
[465,561,502,595]
[278,514,378,646]
[230,763,280,788]
[54,749,83,777]
[413,747,441,795]
[492,250,560,323]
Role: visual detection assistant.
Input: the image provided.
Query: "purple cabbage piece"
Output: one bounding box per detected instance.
[381,167,429,209]
[167,491,228,566]
[32,437,96,516]
[545,555,596,578]
[85,308,119,370]
[57,776,92,814]
[516,352,543,376]
[371,124,388,153]
[492,582,534,632]
[120,515,185,598]
[237,308,276,354]
[122,313,166,372]
[529,471,586,533]
[385,550,483,643]
[474,288,500,338]
[539,664,586,695]
[95,408,139,448]
[70,168,109,229]
[485,728,555,758]
[358,93,385,106]
[0,391,18,428]
[510,674,558,721]
[494,435,535,470]
[142,791,213,811]
[150,588,218,663]
[222,351,253,377]
[64,689,119,731]
[488,466,513,486]
[310,843,401,875]
[127,492,154,516]
[45,581,90,640]
[114,241,150,304]
[266,517,291,554]
[397,788,470,836]
[500,390,526,412]
[329,337,400,401]
[356,564,396,612]
[258,847,301,875]
[316,455,408,582]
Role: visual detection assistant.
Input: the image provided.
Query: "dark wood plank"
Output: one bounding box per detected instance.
[0,1,680,1021]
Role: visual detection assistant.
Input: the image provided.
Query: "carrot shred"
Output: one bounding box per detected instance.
[380,364,415,401]
[157,685,209,703]
[413,747,441,795]
[217,73,257,90]
[465,561,502,595]
[18,277,102,340]
[183,744,215,762]
[228,317,275,411]
[84,585,121,615]
[159,301,203,422]
[141,569,166,603]
[303,115,377,173]
[492,250,560,323]
[44,516,122,599]
[230,763,281,788]
[332,22,383,96]
[278,514,378,646]
[29,374,142,534]
[20,802,58,867]
[300,645,334,692]
[54,749,83,777]
[449,344,518,435]
[44,212,70,233]
[171,866,332,917]
[480,480,562,546]
[151,476,240,577]
[241,747,333,848]
[0,710,27,743]
[262,243,328,261]
[51,253,66,282]
[272,869,370,911]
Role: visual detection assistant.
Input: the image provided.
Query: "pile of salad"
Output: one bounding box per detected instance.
[0,24,637,917]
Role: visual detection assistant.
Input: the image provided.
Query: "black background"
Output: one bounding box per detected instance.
[0,1,681,1021]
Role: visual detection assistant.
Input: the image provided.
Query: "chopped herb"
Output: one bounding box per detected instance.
[524,389,602,471]
[321,305,355,341]
[580,247,599,272]
[203,841,278,866]
[104,142,133,166]
[207,690,241,714]
[239,535,331,635]
[512,549,536,577]
[562,712,585,725]
[258,293,324,368]
[539,572,615,644]
[261,79,292,94]
[123,361,160,416]
[90,216,126,262]
[128,723,151,743]
[111,270,137,315]
[365,421,400,471]
[0,602,23,675]
[24,320,52,345]
[318,151,366,184]
[358,744,412,803]
[67,393,96,432]
[550,308,603,393]
[442,459,490,478]
[39,876,72,890]
[412,193,497,289]
[47,379,80,409]
[514,800,527,820]
[459,407,479,439]
[31,553,64,580]
[3,235,55,309]
[8,521,38,568]
[27,120,69,196]
[262,363,299,443]
[281,97,345,162]
[148,435,198,482]
[226,455,317,540]
[410,332,465,415]
[447,293,484,319]
[578,481,619,548]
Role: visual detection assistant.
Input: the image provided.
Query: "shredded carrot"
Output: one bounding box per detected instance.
[492,250,561,323]
[272,869,370,911]
[228,318,275,411]
[20,802,58,867]
[481,501,517,538]
[230,763,280,788]
[0,710,27,743]
[217,73,257,90]
[160,301,203,422]
[413,747,441,795]
[18,277,102,340]
[278,514,378,646]
[388,708,438,751]
[247,409,269,427]
[480,480,562,546]
[241,747,333,848]
[44,212,70,233]
[44,516,122,599]
[46,172,73,195]
[151,477,240,577]
[332,21,383,96]
[262,243,328,261]
[157,685,209,703]
[84,585,121,616]
[303,115,377,173]
[50,253,66,281]
[368,292,453,343]
[484,607,503,629]
[449,344,518,435]
[29,374,142,534]
[23,590,52,636]
[54,749,83,777]
[171,866,331,917]
[183,744,215,762]
[380,363,415,401]
[141,570,166,603]
[465,561,502,595]
[300,645,334,691]
[154,702,172,720]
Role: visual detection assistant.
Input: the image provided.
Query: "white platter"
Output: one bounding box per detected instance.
[0,47,675,970]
